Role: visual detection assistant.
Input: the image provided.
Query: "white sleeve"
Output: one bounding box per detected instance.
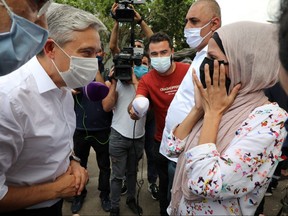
[0,93,24,200]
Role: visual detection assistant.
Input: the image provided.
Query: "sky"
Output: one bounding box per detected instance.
[216,0,281,26]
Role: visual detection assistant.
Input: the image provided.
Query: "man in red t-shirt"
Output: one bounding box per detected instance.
[129,32,189,216]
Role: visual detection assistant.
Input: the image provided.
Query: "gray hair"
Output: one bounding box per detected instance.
[46,3,107,45]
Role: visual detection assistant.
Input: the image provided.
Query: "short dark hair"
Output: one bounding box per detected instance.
[279,0,288,73]
[148,32,173,50]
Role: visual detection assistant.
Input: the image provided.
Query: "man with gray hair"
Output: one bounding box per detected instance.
[0,3,106,215]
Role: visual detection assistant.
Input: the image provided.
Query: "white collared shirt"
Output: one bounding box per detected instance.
[160,46,208,162]
[0,56,75,209]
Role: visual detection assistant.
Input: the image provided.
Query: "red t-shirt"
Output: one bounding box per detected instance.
[137,62,190,142]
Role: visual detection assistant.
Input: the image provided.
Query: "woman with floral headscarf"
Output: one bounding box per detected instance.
[165,21,288,215]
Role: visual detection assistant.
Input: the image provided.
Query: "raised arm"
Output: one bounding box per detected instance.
[194,62,240,145]
[102,68,118,112]
[109,20,121,56]
[133,9,153,39]
[109,3,154,56]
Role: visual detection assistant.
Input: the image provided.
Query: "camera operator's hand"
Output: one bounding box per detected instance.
[131,68,139,90]
[134,10,142,23]
[107,66,117,85]
[110,3,118,20]
[129,4,142,23]
[130,4,153,37]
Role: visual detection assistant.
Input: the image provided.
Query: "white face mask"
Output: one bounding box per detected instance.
[151,55,172,73]
[51,42,98,89]
[184,20,212,49]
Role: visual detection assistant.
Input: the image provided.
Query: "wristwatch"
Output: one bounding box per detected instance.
[69,154,81,163]
[137,18,143,25]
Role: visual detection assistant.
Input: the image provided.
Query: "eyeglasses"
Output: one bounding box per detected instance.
[34,0,52,18]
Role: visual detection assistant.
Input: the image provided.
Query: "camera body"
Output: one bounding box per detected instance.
[112,0,146,81]
[115,0,146,22]
[113,47,144,81]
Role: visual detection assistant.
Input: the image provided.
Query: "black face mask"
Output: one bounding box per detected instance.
[199,57,231,93]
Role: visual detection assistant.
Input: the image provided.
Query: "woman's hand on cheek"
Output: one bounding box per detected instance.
[193,60,241,116]
[192,69,203,112]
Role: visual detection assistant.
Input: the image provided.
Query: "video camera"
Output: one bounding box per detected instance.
[115,0,146,22]
[112,0,146,81]
[113,47,144,80]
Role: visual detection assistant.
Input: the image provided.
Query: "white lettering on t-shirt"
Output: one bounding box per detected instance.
[160,85,180,95]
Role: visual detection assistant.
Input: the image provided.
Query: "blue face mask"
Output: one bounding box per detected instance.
[0,0,49,76]
[134,64,149,79]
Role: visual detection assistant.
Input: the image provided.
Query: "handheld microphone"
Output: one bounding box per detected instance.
[83,81,109,101]
[132,97,149,118]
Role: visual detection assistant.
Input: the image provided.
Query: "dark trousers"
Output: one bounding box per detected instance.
[254,196,265,215]
[145,117,158,184]
[74,129,111,198]
[154,140,169,216]
[167,160,176,201]
[0,199,63,216]
[274,160,284,177]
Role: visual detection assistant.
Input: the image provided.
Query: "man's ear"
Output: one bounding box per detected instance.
[211,17,221,32]
[43,39,56,59]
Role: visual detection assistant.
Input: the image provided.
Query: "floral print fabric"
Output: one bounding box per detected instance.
[166,103,287,215]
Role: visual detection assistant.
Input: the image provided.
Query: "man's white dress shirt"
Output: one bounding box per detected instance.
[0,56,75,209]
[160,46,208,162]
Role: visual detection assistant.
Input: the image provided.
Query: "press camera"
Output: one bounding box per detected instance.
[113,47,144,81]
[112,0,146,81]
[115,0,146,22]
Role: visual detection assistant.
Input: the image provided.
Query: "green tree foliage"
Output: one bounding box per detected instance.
[148,0,194,50]
[54,0,195,51]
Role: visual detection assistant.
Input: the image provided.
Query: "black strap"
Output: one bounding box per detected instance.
[277,207,283,216]
[212,32,226,55]
[137,18,143,25]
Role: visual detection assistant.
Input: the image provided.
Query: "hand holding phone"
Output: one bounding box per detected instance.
[199,57,231,93]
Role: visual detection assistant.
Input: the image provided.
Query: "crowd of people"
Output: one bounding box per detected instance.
[1,0,288,216]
